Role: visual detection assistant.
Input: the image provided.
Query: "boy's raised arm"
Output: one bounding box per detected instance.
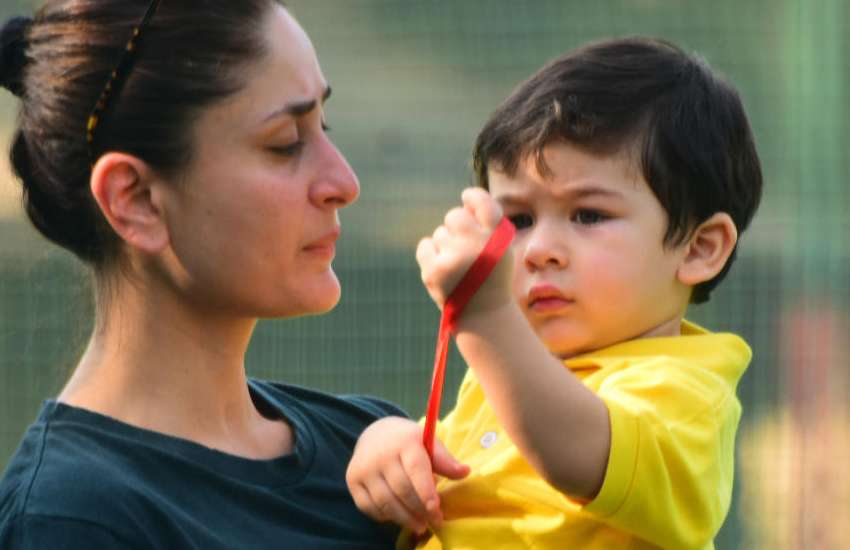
[417,187,611,501]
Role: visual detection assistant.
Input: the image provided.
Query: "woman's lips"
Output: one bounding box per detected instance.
[305,244,335,259]
[304,227,340,259]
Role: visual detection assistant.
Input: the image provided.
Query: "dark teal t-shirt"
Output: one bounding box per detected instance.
[0,379,405,549]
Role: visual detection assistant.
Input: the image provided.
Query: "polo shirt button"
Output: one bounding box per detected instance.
[480,431,498,449]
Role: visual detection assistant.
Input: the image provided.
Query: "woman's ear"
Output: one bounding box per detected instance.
[677,212,738,286]
[89,152,169,255]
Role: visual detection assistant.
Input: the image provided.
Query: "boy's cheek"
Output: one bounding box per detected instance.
[510,267,529,306]
[511,256,524,277]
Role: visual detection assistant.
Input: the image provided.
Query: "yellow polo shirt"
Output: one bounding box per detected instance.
[404,320,751,550]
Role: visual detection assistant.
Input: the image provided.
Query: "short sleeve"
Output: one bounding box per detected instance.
[1,515,137,550]
[343,395,409,420]
[582,359,742,549]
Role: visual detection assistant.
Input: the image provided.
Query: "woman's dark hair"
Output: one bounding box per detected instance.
[0,0,280,267]
[473,37,763,304]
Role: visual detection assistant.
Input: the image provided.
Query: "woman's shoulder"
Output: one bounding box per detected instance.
[0,402,140,546]
[1,392,402,549]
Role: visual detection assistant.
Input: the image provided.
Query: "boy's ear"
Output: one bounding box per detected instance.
[89,152,169,255]
[676,212,738,286]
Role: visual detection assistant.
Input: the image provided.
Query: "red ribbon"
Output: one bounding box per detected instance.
[422,217,516,460]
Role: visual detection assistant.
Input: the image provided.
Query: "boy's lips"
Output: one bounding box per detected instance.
[527,284,574,312]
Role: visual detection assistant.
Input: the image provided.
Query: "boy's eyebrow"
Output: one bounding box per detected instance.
[495,186,625,204]
[568,186,625,200]
[262,85,332,123]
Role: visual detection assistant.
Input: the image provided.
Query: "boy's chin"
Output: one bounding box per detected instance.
[541,337,590,360]
[536,325,596,359]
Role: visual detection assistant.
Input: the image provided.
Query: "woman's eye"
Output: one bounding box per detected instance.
[321,121,331,132]
[573,209,607,225]
[268,141,304,157]
[508,213,533,230]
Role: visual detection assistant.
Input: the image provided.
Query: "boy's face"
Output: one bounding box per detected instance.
[489,142,693,358]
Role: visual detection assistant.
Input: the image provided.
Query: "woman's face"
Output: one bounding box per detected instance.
[159,5,359,319]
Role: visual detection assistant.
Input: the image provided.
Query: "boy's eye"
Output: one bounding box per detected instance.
[573,209,607,225]
[508,213,533,230]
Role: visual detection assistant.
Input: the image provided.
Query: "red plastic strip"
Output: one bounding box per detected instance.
[422,217,515,460]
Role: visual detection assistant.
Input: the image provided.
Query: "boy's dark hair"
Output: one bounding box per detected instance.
[0,0,279,268]
[473,36,762,304]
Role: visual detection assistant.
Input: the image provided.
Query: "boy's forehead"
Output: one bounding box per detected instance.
[487,142,645,196]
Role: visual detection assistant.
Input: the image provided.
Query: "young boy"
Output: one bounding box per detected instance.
[347,36,762,549]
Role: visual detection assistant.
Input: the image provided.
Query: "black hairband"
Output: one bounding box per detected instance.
[86,0,163,166]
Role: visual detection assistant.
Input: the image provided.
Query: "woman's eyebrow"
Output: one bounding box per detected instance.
[262,85,332,123]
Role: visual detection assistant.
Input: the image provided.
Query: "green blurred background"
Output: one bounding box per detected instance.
[1,0,848,548]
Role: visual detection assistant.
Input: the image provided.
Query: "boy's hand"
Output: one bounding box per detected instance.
[346,417,470,535]
[416,188,514,320]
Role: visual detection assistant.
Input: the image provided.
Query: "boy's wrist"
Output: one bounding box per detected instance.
[451,246,515,325]
[455,298,521,335]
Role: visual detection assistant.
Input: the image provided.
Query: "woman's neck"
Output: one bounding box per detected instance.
[59,274,292,459]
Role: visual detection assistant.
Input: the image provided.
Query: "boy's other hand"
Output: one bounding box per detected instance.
[416,187,515,319]
[346,417,470,535]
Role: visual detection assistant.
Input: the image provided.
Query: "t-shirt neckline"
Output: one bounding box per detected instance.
[39,379,317,487]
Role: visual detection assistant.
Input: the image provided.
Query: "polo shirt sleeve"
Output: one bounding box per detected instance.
[582,357,742,549]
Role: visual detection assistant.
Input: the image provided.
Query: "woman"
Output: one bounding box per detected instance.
[0,1,404,547]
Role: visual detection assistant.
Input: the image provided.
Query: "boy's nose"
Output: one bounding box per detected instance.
[523,228,568,271]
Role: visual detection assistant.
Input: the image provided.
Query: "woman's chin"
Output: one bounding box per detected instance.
[251,272,341,319]
[295,272,342,316]
[310,290,341,315]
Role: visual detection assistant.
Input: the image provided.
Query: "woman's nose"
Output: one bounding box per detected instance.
[523,226,568,271]
[309,136,360,209]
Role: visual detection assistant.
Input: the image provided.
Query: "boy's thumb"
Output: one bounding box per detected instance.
[431,440,471,480]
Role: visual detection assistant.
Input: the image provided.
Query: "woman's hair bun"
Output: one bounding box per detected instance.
[1,16,33,97]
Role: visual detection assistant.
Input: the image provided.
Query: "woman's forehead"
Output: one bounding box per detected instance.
[200,6,327,133]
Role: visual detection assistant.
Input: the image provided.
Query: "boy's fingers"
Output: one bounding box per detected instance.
[431,225,452,249]
[384,458,429,522]
[349,482,382,521]
[416,237,438,267]
[461,187,502,229]
[443,206,477,234]
[400,447,443,527]
[432,439,471,480]
[371,476,427,534]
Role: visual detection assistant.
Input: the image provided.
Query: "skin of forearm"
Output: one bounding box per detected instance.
[454,302,611,500]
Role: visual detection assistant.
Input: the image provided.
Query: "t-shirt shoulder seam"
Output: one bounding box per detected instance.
[19,418,51,514]
[339,394,407,417]
[608,418,641,519]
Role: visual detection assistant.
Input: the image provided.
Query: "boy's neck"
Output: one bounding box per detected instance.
[555,312,686,360]
[632,314,684,340]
